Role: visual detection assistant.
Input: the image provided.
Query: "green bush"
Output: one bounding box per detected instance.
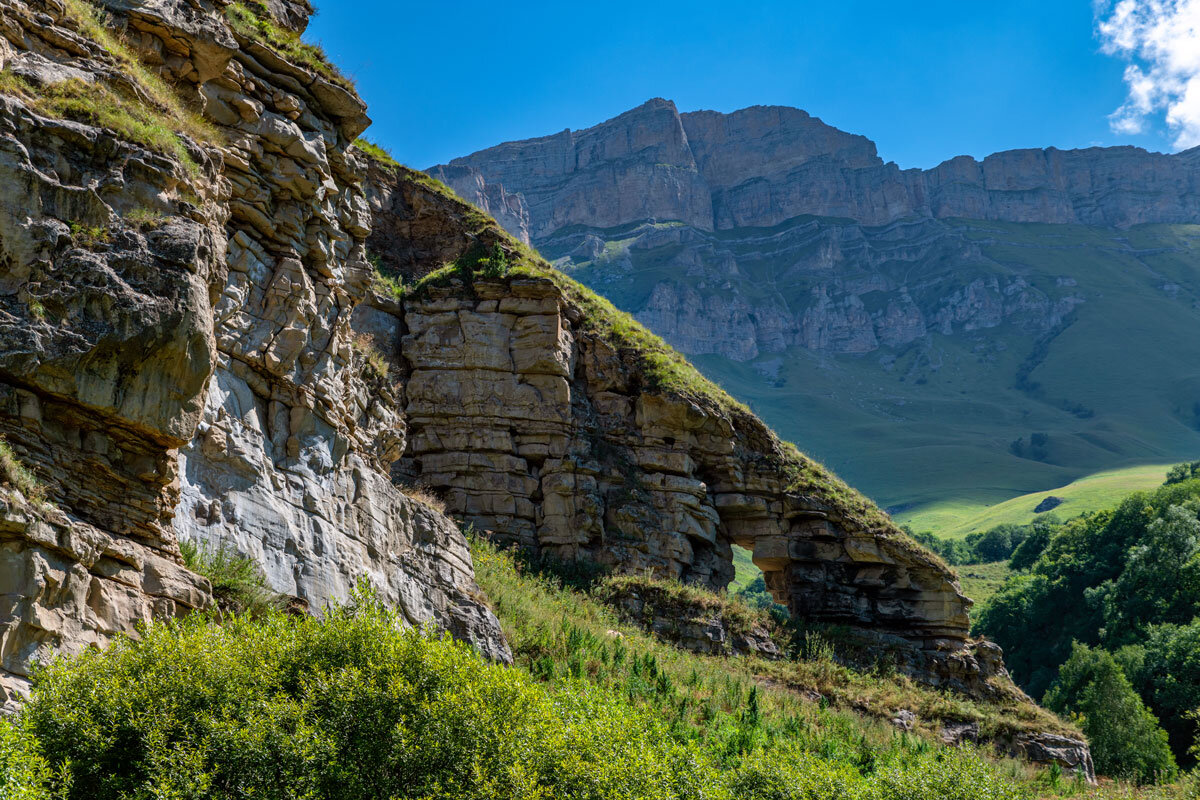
[8,591,728,799]
[1044,643,1176,784]
[1,584,1038,800]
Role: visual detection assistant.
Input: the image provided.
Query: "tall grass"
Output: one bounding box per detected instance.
[0,585,1033,800]
[0,437,43,503]
[179,539,283,616]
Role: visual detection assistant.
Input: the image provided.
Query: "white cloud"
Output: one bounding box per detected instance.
[1096,0,1200,149]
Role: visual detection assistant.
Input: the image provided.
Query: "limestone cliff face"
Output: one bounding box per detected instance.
[438,99,1200,234]
[0,0,509,705]
[432,100,1189,368]
[0,0,1019,709]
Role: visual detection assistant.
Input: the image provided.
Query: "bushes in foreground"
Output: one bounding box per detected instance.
[0,588,1031,800]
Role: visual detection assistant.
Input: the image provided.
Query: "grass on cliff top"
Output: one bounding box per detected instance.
[396,171,943,567]
[225,2,353,89]
[595,573,780,640]
[0,0,222,176]
[353,136,400,168]
[471,539,1105,794]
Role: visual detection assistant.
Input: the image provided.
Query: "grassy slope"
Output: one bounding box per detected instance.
[730,544,760,592]
[897,463,1175,538]
[958,561,1013,614]
[471,539,1076,759]
[547,219,1200,530]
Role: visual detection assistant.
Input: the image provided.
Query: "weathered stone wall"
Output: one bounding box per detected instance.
[391,274,969,646]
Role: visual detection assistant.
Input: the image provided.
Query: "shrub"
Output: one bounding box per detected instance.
[351,333,390,377]
[1166,462,1200,486]
[1044,643,1176,784]
[179,539,283,616]
[8,592,731,800]
[0,721,55,800]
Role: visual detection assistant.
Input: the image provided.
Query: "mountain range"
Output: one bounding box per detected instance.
[432,99,1200,520]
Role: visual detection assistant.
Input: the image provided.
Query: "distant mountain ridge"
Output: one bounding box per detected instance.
[432,99,1200,515]
[432,98,1200,239]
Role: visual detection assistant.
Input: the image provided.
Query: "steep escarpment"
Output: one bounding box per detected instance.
[436,98,1200,235]
[0,0,510,706]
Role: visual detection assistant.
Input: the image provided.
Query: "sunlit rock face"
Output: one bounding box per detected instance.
[0,0,510,707]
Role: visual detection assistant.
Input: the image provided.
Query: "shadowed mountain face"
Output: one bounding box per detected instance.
[432,99,1200,514]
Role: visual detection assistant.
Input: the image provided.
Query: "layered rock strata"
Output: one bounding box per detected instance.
[435,98,1200,237]
[364,167,974,677]
[0,0,510,703]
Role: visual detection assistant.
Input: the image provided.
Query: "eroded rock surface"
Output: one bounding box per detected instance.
[0,0,510,701]
[364,169,975,679]
[437,99,1200,235]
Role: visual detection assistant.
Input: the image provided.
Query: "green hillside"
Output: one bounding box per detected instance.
[897,463,1176,538]
[547,219,1200,526]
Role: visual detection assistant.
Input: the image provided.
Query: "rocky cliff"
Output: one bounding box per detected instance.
[436,98,1200,236]
[359,159,1029,697]
[0,0,511,707]
[432,100,1200,513]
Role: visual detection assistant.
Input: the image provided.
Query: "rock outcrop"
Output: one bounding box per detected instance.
[0,0,510,704]
[595,578,783,660]
[363,164,977,683]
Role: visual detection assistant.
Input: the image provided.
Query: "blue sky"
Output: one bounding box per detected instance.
[307,0,1183,170]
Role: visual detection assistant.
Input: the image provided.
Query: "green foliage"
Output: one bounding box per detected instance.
[179,539,283,616]
[979,479,1200,768]
[0,0,224,177]
[351,332,390,377]
[224,2,353,89]
[353,137,400,169]
[472,537,1072,779]
[979,479,1200,696]
[1120,621,1200,762]
[1,72,201,175]
[479,243,510,278]
[1088,502,1200,644]
[0,717,58,800]
[0,436,44,503]
[910,518,1060,568]
[66,221,110,249]
[0,584,1036,800]
[1008,524,1052,571]
[1044,644,1176,784]
[1166,462,1200,486]
[124,207,167,231]
[734,575,790,622]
